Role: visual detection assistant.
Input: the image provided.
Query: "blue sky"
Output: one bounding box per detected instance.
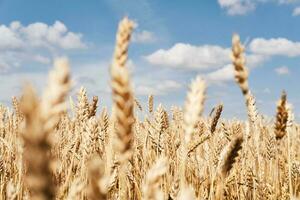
[0,0,300,120]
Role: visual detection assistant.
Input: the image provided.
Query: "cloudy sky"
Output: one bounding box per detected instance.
[0,0,300,119]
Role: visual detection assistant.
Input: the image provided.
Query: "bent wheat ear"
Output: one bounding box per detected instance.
[274,90,288,140]
[88,96,98,118]
[218,134,243,178]
[210,104,223,134]
[215,134,243,200]
[231,34,249,97]
[231,34,259,126]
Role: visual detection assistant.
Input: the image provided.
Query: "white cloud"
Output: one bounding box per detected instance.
[0,25,23,50]
[246,53,269,68]
[135,80,182,96]
[132,30,156,44]
[0,21,86,71]
[145,43,231,70]
[218,0,300,15]
[293,6,300,16]
[275,66,290,75]
[218,0,256,15]
[145,36,300,84]
[19,21,86,50]
[249,38,300,57]
[207,64,234,83]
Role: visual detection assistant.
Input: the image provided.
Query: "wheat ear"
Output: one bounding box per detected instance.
[274,90,288,140]
[180,76,206,188]
[88,96,98,118]
[21,57,71,200]
[111,17,135,162]
[148,94,154,114]
[215,134,243,200]
[210,103,223,134]
[231,34,249,97]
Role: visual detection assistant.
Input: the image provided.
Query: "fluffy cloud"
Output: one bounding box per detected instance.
[249,38,300,57]
[207,64,234,83]
[293,6,300,16]
[132,30,156,44]
[9,21,86,50]
[135,80,182,96]
[275,66,290,75]
[144,41,269,84]
[218,0,300,15]
[145,43,231,70]
[144,36,300,84]
[0,21,86,71]
[218,0,256,15]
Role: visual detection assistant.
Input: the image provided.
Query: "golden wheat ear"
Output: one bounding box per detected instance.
[148,94,154,114]
[231,34,259,127]
[274,90,288,140]
[210,103,223,134]
[183,76,206,143]
[215,134,243,200]
[217,134,244,178]
[20,57,71,200]
[20,85,56,200]
[231,34,249,97]
[111,17,135,163]
[88,96,98,118]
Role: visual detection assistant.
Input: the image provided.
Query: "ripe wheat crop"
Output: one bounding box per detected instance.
[0,17,299,200]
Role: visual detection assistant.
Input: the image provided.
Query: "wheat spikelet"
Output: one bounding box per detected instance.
[88,96,98,118]
[274,91,288,140]
[76,87,90,123]
[100,107,109,142]
[134,98,143,111]
[247,92,258,124]
[148,95,154,114]
[210,104,223,134]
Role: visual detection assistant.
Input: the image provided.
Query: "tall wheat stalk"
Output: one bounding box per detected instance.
[110,17,135,199]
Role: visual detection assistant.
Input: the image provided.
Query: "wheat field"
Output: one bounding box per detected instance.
[0,17,299,200]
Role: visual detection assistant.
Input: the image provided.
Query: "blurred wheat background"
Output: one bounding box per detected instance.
[0,16,299,200]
